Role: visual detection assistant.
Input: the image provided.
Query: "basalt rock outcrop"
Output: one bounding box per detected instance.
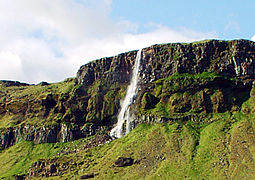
[0,39,255,149]
[74,39,255,130]
[76,40,255,87]
[0,123,105,150]
[0,78,109,149]
[74,51,137,86]
[140,40,255,83]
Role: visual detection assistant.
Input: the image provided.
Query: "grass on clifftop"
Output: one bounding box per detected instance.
[0,78,74,99]
[0,78,75,128]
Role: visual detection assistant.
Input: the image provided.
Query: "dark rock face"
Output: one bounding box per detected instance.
[73,39,255,131]
[0,124,106,149]
[141,92,160,110]
[41,94,57,117]
[28,160,58,177]
[75,40,255,87]
[139,40,255,84]
[74,51,138,86]
[49,164,57,174]
[114,157,134,167]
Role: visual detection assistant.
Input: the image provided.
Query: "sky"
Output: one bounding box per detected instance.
[0,0,254,83]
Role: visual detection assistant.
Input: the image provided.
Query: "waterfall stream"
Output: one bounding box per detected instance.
[110,49,142,138]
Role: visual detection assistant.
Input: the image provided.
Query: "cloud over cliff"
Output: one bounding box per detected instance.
[0,0,217,83]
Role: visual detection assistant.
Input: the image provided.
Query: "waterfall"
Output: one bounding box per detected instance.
[110,49,142,138]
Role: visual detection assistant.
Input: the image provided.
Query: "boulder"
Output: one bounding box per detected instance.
[114,157,134,167]
[49,164,57,174]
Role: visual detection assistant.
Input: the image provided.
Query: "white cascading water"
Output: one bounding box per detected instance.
[110,49,142,138]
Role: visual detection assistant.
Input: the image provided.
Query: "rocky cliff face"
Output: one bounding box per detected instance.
[76,40,255,86]
[75,50,137,86]
[74,39,255,129]
[0,124,105,149]
[140,40,255,82]
[0,39,255,149]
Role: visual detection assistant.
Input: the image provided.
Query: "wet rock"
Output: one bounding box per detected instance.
[115,157,134,167]
[76,40,255,88]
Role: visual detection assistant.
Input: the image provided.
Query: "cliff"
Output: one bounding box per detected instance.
[1,39,255,149]
[1,39,255,179]
[75,39,255,126]
[76,39,255,86]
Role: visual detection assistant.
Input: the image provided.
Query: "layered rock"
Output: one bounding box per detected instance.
[75,40,255,87]
[140,40,255,83]
[0,123,106,149]
[75,51,138,86]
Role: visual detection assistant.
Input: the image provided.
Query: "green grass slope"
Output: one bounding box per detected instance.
[0,137,92,179]
[1,110,255,179]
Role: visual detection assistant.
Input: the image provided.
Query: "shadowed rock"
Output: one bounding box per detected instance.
[115,157,134,167]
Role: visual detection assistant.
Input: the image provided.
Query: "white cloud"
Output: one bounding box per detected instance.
[0,51,23,80]
[252,35,255,42]
[0,0,217,84]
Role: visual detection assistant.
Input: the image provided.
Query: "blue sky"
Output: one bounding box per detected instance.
[111,0,254,40]
[0,0,254,83]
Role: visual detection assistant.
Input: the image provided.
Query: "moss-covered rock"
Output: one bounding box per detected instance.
[141,92,160,110]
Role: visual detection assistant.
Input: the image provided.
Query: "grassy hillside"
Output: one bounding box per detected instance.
[1,109,255,179]
[0,136,93,179]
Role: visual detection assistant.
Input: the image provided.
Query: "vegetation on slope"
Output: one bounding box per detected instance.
[138,72,250,118]
[1,110,255,179]
[0,78,75,128]
[0,136,94,179]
